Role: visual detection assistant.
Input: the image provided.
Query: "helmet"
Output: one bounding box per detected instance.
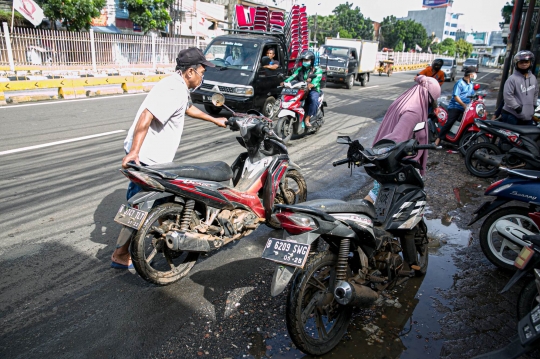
[432,59,444,69]
[514,50,535,73]
[299,51,315,62]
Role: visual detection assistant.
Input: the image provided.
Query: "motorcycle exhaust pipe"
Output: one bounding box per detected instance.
[334,280,378,306]
[472,151,501,167]
[165,231,220,253]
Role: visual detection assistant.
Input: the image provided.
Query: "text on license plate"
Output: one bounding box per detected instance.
[113,204,148,230]
[204,95,213,101]
[261,238,310,268]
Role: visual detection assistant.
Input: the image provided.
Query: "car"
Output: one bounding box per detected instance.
[462,58,479,73]
[436,58,457,82]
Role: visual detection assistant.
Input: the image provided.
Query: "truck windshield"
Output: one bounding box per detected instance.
[319,46,349,59]
[204,40,260,71]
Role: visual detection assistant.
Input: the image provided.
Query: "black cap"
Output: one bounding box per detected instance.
[176,47,215,68]
[464,66,476,76]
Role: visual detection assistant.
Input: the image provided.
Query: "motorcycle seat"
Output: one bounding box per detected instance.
[148,161,233,182]
[484,121,540,135]
[296,198,376,219]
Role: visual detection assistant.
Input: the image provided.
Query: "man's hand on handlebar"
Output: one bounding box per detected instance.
[214,117,228,128]
[307,83,314,90]
[280,82,284,86]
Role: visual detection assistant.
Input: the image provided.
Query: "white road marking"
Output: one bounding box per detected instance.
[0,93,147,109]
[357,85,380,90]
[0,130,126,155]
[477,68,499,82]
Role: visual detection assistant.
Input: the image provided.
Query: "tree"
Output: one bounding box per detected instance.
[123,0,175,34]
[40,0,106,31]
[499,0,514,29]
[432,38,456,56]
[332,2,374,40]
[379,16,428,51]
[455,38,473,58]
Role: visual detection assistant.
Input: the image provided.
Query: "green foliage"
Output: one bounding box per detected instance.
[455,39,473,58]
[500,0,514,29]
[431,38,456,56]
[379,15,428,51]
[331,2,374,40]
[0,9,31,27]
[123,0,174,34]
[40,0,106,31]
[339,29,352,39]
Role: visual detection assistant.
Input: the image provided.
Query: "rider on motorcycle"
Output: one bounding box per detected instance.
[416,59,445,86]
[280,51,323,127]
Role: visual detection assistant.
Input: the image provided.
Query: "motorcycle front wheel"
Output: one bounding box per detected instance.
[465,142,502,178]
[267,169,307,229]
[286,251,353,356]
[131,203,200,285]
[479,206,540,271]
[458,132,488,156]
[276,116,294,143]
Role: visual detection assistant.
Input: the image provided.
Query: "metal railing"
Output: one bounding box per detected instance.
[0,22,204,72]
[376,52,453,65]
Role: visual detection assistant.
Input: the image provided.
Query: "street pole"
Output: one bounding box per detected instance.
[496,0,525,109]
[519,0,536,50]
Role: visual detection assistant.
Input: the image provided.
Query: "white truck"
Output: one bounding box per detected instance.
[319,38,378,89]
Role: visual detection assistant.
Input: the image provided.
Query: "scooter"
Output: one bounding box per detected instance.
[274,78,327,143]
[113,93,307,286]
[464,118,540,178]
[468,168,540,270]
[428,83,488,155]
[261,123,437,355]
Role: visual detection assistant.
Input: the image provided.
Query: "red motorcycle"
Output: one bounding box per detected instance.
[113,93,307,286]
[274,80,327,143]
[428,83,488,155]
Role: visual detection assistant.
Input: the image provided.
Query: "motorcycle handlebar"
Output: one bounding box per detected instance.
[414,144,438,150]
[332,158,350,167]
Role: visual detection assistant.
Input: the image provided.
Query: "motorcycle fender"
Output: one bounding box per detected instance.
[270,232,321,296]
[500,257,540,293]
[468,124,480,132]
[278,109,296,118]
[428,118,437,134]
[127,190,177,211]
[467,199,510,226]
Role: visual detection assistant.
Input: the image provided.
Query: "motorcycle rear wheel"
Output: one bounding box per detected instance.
[401,221,429,276]
[276,116,294,143]
[479,206,540,271]
[131,203,200,286]
[286,251,353,356]
[465,142,502,178]
[518,279,539,320]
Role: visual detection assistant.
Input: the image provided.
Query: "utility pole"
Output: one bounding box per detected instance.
[519,0,536,50]
[497,0,525,108]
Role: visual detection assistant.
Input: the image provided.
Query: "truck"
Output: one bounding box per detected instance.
[319,38,378,89]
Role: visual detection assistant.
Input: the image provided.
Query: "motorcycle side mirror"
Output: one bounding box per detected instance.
[336,136,352,144]
[212,93,225,107]
[473,84,481,91]
[277,73,285,80]
[413,122,426,132]
[308,73,317,79]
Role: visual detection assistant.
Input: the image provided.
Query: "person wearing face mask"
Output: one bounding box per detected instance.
[111,48,227,270]
[416,59,445,86]
[280,51,323,127]
[434,66,476,147]
[501,50,539,125]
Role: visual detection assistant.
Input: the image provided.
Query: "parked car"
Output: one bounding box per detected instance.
[436,58,457,82]
[462,58,479,73]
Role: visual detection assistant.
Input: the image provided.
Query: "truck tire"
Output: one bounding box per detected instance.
[358,74,365,87]
[204,104,221,115]
[345,75,354,89]
[262,97,277,118]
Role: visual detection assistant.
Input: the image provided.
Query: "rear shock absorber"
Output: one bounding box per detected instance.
[181,200,195,230]
[336,238,350,281]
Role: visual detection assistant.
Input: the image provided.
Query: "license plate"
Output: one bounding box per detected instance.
[113,204,148,230]
[261,238,310,268]
[203,95,213,101]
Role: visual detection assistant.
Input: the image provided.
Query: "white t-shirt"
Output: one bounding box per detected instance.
[225,56,243,66]
[124,73,190,165]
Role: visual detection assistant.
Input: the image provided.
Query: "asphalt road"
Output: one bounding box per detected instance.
[0,68,501,359]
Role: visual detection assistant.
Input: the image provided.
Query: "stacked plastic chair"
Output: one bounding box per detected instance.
[299,6,309,53]
[235,5,255,30]
[253,6,269,31]
[269,11,285,32]
[285,4,301,68]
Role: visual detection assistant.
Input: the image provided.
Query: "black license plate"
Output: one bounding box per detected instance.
[261,238,310,268]
[113,204,148,230]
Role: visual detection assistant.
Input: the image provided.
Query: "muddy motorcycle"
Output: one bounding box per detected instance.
[473,236,540,359]
[261,128,436,355]
[464,119,540,178]
[468,168,540,270]
[274,79,327,143]
[428,83,488,155]
[113,94,307,285]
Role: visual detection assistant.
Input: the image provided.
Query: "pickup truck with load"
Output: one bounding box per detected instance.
[319,38,378,89]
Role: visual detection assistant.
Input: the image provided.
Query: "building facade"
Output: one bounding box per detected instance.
[404,2,462,42]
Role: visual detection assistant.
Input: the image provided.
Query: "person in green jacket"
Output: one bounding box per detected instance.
[280,51,323,127]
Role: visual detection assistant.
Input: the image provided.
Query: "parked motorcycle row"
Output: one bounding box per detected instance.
[113,86,540,356]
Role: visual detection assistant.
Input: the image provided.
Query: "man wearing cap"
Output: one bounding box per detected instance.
[434,66,476,147]
[111,47,227,270]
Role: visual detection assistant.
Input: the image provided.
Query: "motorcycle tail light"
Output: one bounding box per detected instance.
[276,211,318,235]
[123,170,165,191]
[485,179,504,194]
[515,246,535,269]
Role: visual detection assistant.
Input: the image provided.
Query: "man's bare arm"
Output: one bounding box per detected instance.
[186,105,227,127]
[122,109,154,168]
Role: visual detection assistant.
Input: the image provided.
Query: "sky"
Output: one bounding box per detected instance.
[303,0,509,33]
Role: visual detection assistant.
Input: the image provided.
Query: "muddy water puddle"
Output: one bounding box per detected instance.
[240,219,472,359]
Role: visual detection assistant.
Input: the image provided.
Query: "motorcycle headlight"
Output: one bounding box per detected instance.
[476,104,485,118]
[234,86,254,96]
[281,101,291,109]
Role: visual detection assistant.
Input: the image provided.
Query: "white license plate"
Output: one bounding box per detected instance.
[261,238,310,268]
[113,204,148,230]
[203,95,213,101]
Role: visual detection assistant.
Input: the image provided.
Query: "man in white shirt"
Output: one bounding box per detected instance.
[111,47,227,269]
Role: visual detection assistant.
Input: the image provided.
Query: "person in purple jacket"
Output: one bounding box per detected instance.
[501,50,539,126]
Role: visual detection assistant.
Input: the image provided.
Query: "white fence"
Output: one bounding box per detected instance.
[376,51,453,65]
[0,23,204,72]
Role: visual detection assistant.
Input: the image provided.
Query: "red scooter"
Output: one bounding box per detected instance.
[274,80,327,143]
[428,83,488,155]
